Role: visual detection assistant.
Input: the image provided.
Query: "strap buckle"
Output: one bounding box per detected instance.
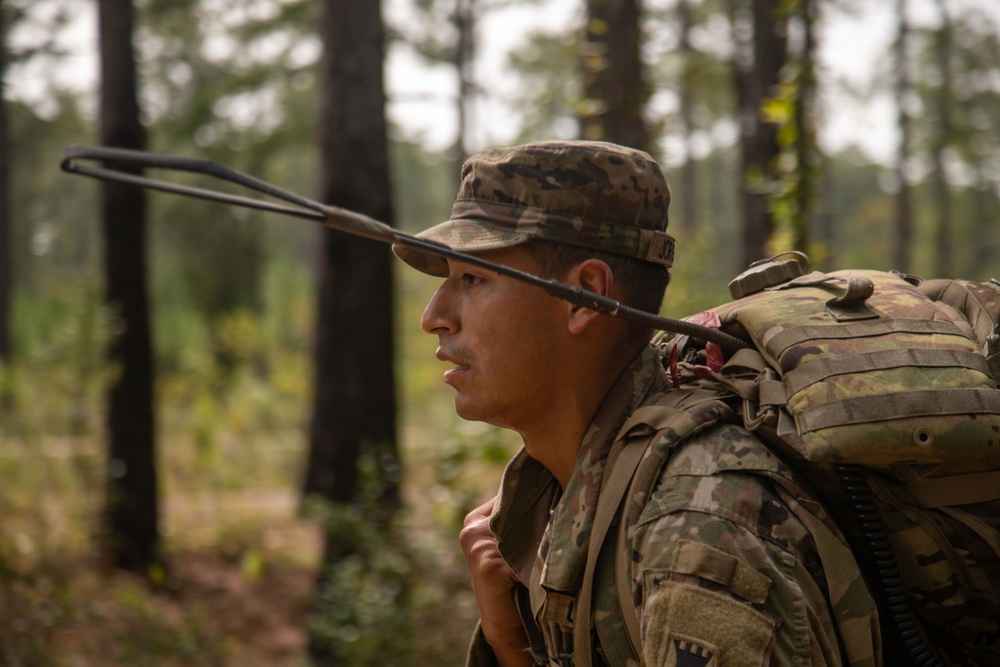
[743,368,781,430]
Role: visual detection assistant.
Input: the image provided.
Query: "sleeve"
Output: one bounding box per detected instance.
[465,622,502,667]
[632,427,863,667]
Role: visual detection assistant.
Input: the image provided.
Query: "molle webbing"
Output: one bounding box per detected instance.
[764,319,967,361]
[782,349,992,397]
[714,270,1000,465]
[904,469,1000,508]
[796,387,1000,434]
[670,266,1000,664]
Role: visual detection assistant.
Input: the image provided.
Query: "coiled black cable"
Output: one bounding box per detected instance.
[835,464,946,667]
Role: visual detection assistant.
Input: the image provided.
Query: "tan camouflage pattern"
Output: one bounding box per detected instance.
[918,277,1000,383]
[630,423,881,667]
[467,346,881,667]
[712,270,1000,464]
[861,467,1000,666]
[670,268,1000,665]
[392,141,676,277]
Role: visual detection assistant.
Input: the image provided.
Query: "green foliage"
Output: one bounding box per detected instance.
[305,417,503,666]
[306,500,414,665]
[663,228,736,317]
[3,280,108,438]
[389,138,456,232]
[99,585,228,666]
[4,0,1000,663]
[506,27,583,142]
[8,98,101,296]
[304,445,413,665]
[645,0,739,151]
[0,558,232,666]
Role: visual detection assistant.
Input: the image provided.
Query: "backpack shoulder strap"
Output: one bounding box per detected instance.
[573,435,648,667]
[574,389,735,667]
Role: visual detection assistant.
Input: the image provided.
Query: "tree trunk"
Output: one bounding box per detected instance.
[452,0,474,181]
[894,0,914,274]
[580,0,650,151]
[305,0,397,510]
[306,2,399,661]
[970,176,995,279]
[0,0,11,364]
[791,0,817,254]
[98,0,160,572]
[931,0,952,278]
[730,0,786,267]
[676,0,697,233]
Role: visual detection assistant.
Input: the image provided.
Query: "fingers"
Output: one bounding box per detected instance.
[459,495,533,666]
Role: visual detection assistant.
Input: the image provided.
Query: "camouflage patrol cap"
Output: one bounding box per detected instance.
[392,140,675,276]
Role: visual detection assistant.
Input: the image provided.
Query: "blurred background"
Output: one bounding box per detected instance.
[1,0,998,664]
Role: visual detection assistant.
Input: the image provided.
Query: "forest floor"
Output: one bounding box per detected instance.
[0,435,487,666]
[1,485,322,667]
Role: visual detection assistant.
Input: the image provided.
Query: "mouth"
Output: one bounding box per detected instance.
[436,347,470,385]
[443,365,469,385]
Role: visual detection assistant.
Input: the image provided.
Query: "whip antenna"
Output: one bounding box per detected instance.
[61,145,749,351]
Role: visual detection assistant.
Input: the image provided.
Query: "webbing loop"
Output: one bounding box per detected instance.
[796,387,1000,434]
[783,348,993,397]
[765,319,967,360]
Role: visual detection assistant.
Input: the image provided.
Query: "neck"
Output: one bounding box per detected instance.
[520,335,646,488]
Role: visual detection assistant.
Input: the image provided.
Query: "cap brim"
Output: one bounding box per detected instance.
[392,218,533,277]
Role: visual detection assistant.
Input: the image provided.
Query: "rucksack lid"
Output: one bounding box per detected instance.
[707,269,1000,465]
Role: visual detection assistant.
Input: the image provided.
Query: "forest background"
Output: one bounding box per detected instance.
[2,0,1000,665]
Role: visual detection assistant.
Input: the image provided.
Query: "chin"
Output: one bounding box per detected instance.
[453,397,504,427]
[453,400,484,422]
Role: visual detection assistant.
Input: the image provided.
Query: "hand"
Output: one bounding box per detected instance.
[460,496,534,667]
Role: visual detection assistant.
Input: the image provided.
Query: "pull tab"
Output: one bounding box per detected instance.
[728,251,812,299]
[825,275,878,321]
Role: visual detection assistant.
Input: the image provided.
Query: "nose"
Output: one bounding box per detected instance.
[420,281,457,335]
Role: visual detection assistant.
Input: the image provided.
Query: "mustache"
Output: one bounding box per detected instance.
[437,341,475,366]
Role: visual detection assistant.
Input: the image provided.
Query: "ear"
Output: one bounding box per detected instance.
[567,259,615,335]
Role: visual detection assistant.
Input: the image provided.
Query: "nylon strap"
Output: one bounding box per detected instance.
[574,394,732,667]
[615,496,642,664]
[540,591,576,627]
[722,347,770,373]
[905,470,1000,508]
[796,387,1000,434]
[940,506,1000,564]
[714,348,770,402]
[574,436,649,667]
[783,348,992,397]
[765,319,966,360]
[989,353,1000,384]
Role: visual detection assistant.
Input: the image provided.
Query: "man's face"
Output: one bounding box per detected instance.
[420,246,568,430]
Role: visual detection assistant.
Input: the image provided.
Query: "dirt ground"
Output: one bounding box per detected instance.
[1,487,323,667]
[158,550,316,666]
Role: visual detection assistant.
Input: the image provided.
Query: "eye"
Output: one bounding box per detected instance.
[461,273,483,287]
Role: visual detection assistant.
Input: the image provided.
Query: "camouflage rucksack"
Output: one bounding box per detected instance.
[646,253,1000,666]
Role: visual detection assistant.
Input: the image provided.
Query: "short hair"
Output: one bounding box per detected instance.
[524,239,671,317]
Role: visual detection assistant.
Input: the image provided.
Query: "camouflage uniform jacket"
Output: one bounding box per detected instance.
[466,345,883,667]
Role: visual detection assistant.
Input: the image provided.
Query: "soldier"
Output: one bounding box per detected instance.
[393,140,882,667]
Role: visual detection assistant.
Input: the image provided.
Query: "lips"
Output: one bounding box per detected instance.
[436,346,471,385]
[443,366,469,385]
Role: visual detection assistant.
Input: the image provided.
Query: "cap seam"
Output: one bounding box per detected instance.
[452,197,665,234]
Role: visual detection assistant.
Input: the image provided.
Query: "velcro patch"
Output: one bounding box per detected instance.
[666,636,718,667]
[642,576,776,667]
[670,540,772,604]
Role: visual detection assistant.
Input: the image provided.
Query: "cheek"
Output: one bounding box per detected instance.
[500,314,563,372]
